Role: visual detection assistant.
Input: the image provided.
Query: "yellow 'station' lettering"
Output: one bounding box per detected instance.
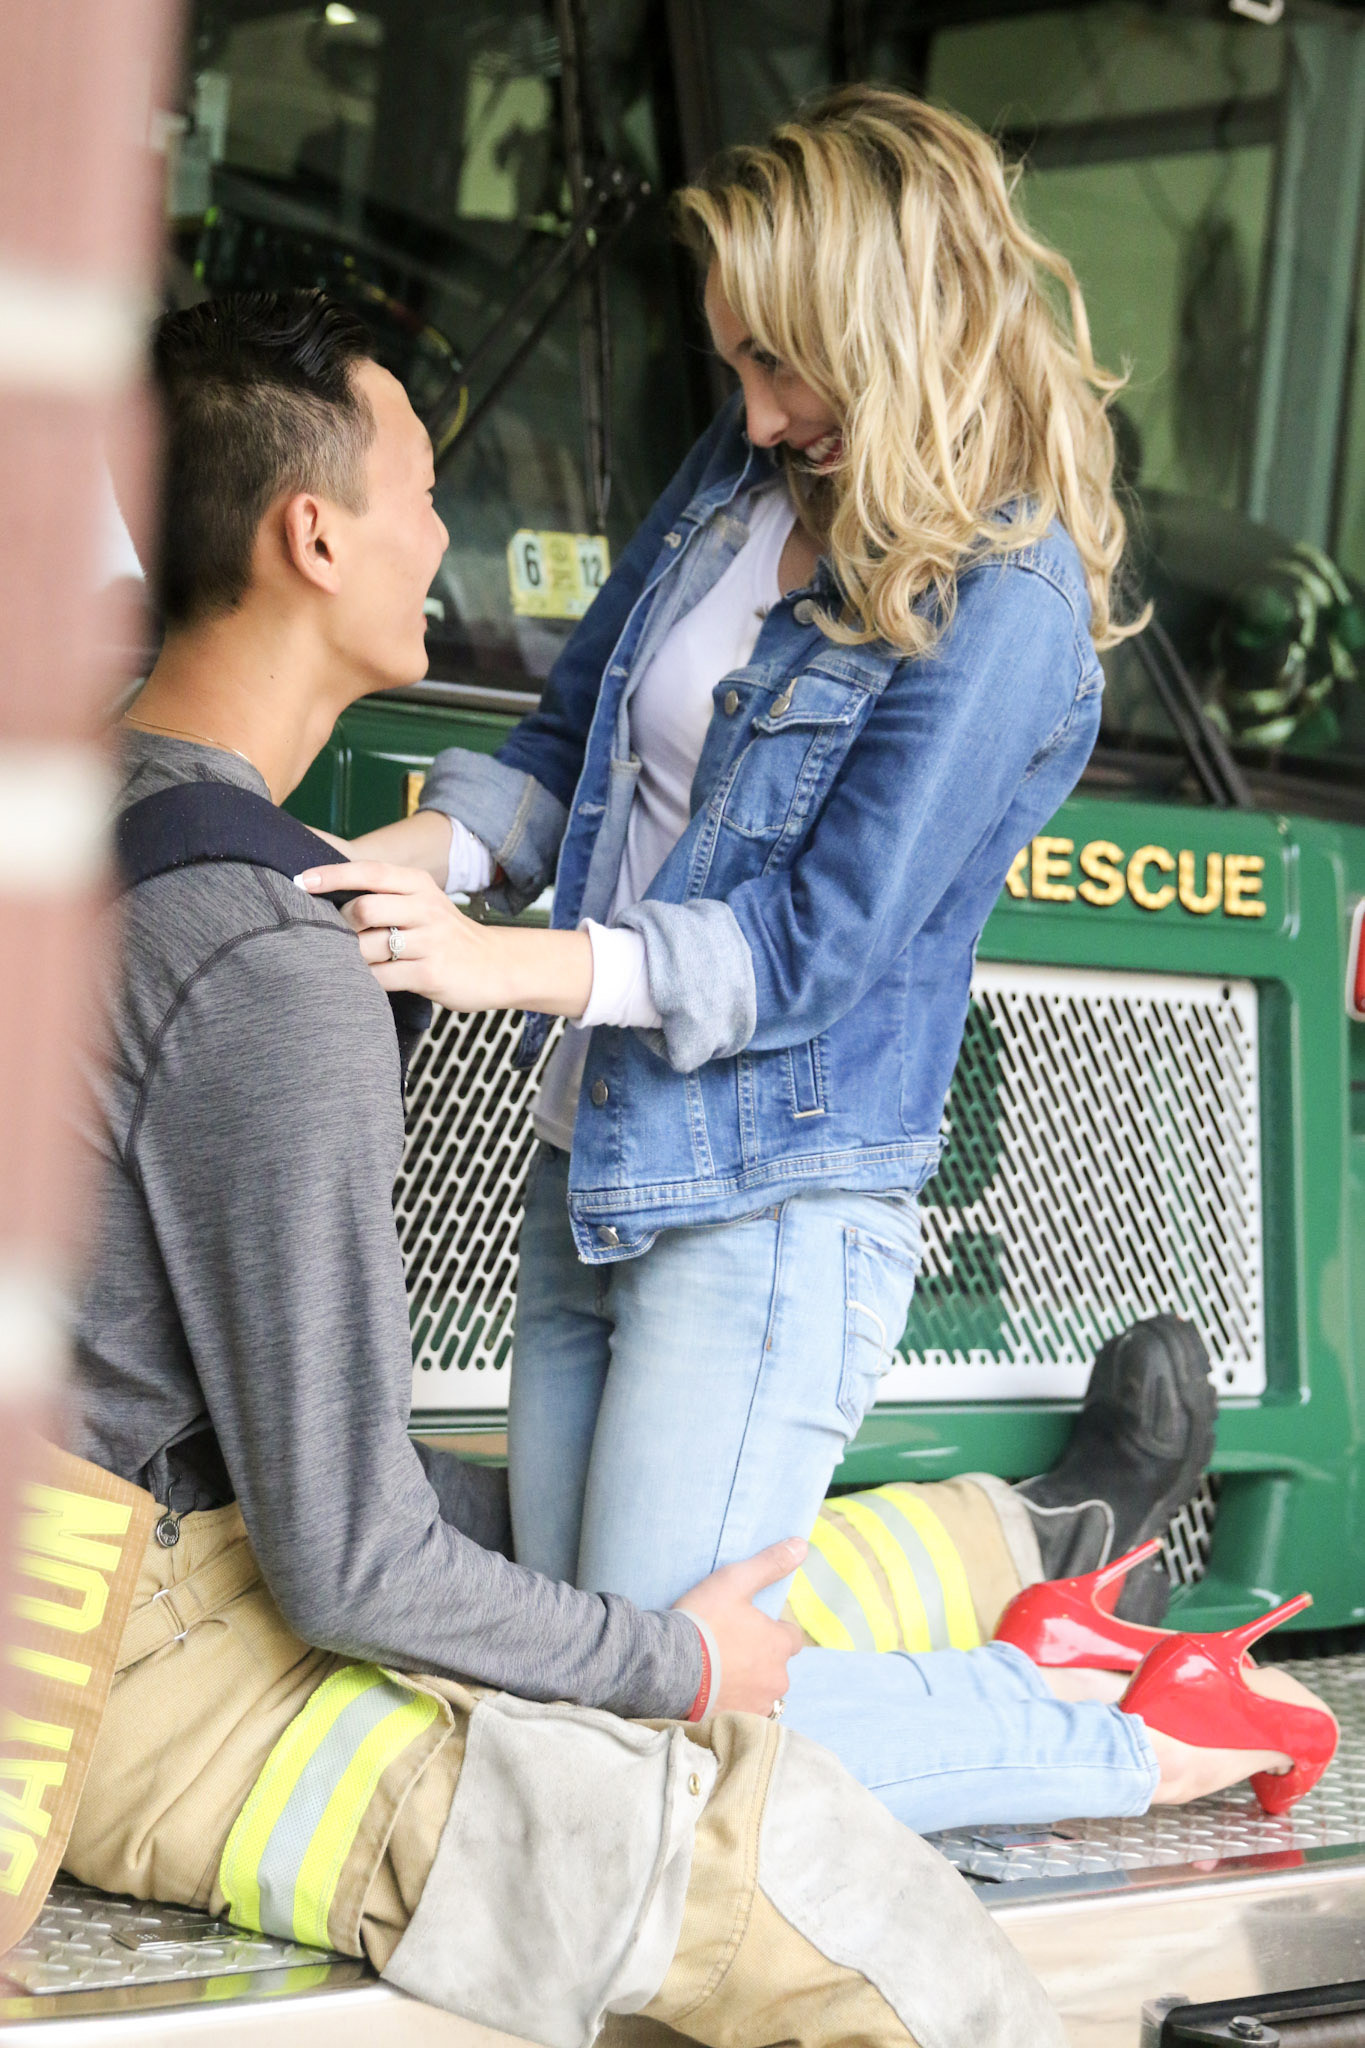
[0,1727,72,1897]
[14,1485,133,1638]
[1006,837,1267,919]
[0,1486,135,1896]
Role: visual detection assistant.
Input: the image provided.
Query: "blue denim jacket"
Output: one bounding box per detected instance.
[422,396,1103,1262]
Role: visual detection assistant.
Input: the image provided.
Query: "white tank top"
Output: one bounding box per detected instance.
[534,484,798,1149]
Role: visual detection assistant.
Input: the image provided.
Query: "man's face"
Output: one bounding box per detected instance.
[325,359,449,692]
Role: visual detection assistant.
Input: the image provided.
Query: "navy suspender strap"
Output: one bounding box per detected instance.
[113,783,432,1088]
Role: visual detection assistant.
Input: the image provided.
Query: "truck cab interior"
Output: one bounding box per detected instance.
[169,0,1365,810]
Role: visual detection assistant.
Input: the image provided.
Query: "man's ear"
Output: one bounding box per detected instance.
[281,491,344,595]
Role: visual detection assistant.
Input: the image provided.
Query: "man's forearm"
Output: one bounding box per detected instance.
[282,1511,705,1719]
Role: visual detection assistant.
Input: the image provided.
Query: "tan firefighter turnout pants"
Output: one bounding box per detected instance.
[62,1478,1057,2048]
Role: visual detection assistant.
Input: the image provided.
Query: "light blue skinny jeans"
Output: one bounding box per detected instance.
[509,1146,1158,1833]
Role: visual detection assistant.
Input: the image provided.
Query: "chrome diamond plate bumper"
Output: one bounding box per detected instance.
[0,1885,468,2039]
[0,1885,343,1996]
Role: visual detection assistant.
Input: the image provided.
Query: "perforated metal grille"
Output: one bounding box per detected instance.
[401,1006,563,1414]
[881,963,1265,1403]
[1162,1474,1219,1588]
[402,963,1264,1416]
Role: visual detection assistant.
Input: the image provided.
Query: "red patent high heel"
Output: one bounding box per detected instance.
[1120,1594,1337,1816]
[993,1540,1171,1671]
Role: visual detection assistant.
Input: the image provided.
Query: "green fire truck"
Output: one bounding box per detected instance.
[17,0,1365,2039]
[215,0,1365,1639]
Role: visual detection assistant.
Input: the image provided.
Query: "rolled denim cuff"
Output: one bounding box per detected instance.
[615,900,756,1072]
[419,749,568,913]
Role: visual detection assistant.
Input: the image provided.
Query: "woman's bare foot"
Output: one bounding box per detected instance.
[1140,1663,1336,1805]
[1041,1667,1129,1705]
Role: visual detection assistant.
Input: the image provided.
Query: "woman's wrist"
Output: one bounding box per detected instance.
[350,807,454,883]
[474,925,594,1020]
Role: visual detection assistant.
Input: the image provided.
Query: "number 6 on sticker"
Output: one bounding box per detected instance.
[515,534,543,590]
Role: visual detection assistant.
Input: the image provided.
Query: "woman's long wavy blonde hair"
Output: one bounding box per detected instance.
[677,85,1138,657]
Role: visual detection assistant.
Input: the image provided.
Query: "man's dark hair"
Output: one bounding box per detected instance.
[151,290,377,628]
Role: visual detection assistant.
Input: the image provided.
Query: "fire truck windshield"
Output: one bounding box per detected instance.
[163,0,1365,814]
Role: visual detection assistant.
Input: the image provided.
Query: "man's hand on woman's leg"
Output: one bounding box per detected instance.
[675,1538,807,1716]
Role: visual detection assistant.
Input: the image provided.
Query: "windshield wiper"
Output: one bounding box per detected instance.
[424,164,646,476]
[1130,615,1252,810]
[556,0,613,529]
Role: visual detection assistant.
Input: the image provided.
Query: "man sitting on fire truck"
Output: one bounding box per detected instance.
[47,291,1230,2046]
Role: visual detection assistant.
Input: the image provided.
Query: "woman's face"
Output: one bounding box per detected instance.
[704,266,842,471]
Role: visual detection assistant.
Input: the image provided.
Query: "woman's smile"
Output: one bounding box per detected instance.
[791,429,844,473]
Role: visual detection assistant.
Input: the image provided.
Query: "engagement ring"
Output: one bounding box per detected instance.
[387,926,406,960]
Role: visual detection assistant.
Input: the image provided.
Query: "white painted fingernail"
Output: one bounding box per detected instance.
[293,873,317,889]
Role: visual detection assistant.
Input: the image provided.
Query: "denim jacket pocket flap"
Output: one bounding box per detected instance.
[752,672,867,735]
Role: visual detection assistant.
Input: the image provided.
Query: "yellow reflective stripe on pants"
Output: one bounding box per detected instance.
[788,1557,855,1649]
[220,1665,440,1948]
[873,1487,982,1649]
[802,1517,898,1651]
[789,1486,986,1654]
[824,1497,933,1652]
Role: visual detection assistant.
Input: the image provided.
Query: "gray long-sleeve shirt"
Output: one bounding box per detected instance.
[70,732,702,1719]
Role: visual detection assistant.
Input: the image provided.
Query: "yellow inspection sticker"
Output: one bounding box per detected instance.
[507,530,611,620]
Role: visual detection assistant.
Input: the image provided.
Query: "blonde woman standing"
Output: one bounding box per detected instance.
[296,88,1322,1826]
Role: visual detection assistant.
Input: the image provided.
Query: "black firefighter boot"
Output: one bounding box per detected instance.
[1013,1314,1217,1624]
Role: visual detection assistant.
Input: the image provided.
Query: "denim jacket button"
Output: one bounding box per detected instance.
[598,1225,621,1247]
[723,689,740,716]
[793,599,816,624]
[590,1079,609,1107]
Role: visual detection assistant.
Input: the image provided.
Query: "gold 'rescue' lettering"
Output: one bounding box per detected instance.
[0,1761,66,1841]
[14,1558,109,1636]
[21,1487,131,1573]
[1004,837,1270,920]
[0,1831,38,1897]
[1178,850,1223,916]
[1225,853,1267,917]
[6,1647,91,1688]
[1127,845,1176,912]
[1077,840,1125,907]
[1030,836,1075,901]
[0,1715,72,1754]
